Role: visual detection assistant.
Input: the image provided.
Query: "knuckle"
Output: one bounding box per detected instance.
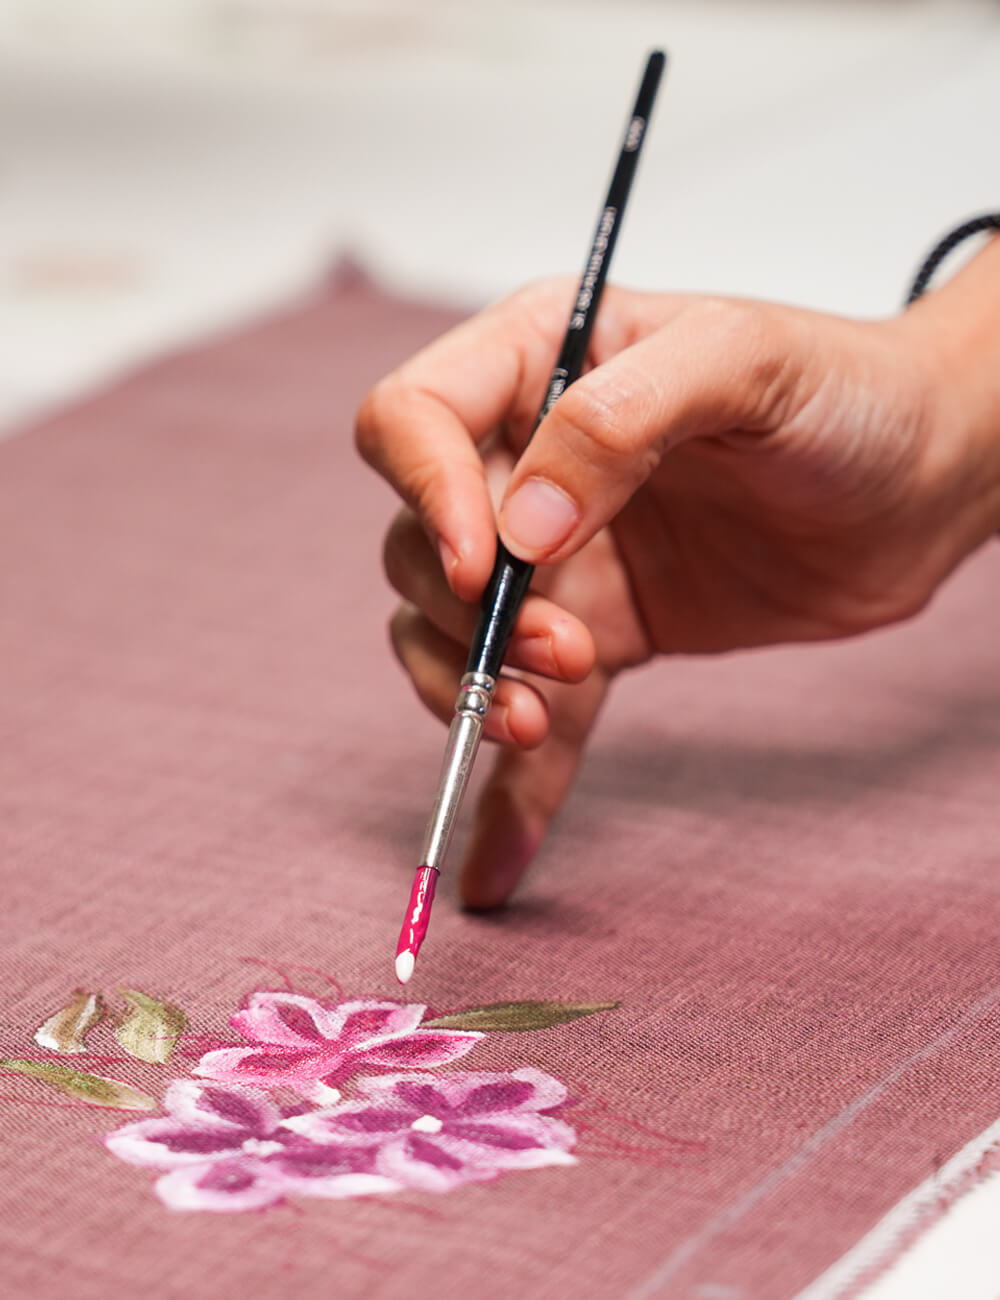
[353,380,392,464]
[502,277,581,351]
[553,374,653,473]
[553,384,624,456]
[506,275,576,316]
[358,384,445,519]
[505,280,551,312]
[693,297,774,363]
[355,379,435,474]
[403,452,446,519]
[685,298,794,425]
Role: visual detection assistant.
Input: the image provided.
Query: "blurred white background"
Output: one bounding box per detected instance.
[1,0,998,430]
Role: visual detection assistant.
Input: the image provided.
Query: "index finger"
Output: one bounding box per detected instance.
[354,278,576,601]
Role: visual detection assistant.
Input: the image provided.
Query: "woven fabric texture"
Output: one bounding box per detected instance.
[2,270,999,1300]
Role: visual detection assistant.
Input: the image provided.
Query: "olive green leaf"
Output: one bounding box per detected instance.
[0,1059,157,1110]
[423,1000,620,1032]
[115,989,187,1064]
[33,990,105,1054]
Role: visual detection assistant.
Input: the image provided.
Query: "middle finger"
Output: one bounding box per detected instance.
[383,510,596,684]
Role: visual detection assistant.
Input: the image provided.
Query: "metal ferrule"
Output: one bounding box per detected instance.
[419,671,496,872]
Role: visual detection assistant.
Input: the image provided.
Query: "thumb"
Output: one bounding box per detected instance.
[459,671,609,910]
[497,299,808,563]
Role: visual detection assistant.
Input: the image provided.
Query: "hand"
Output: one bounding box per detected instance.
[356,247,1000,908]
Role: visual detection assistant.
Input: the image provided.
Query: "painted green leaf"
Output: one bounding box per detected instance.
[115,989,187,1064]
[33,990,105,1054]
[423,999,620,1032]
[0,1059,157,1110]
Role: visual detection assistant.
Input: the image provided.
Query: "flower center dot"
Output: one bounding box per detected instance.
[242,1138,285,1157]
[410,1114,443,1134]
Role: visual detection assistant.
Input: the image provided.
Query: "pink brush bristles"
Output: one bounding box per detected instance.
[394,866,438,984]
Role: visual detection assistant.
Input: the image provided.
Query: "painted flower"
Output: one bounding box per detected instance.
[193,994,482,1101]
[104,1079,399,1211]
[285,1068,578,1192]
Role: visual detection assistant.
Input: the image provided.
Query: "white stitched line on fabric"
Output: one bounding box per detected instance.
[792,1113,1000,1300]
[624,984,1000,1300]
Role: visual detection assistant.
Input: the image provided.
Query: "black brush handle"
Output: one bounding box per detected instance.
[465,50,666,682]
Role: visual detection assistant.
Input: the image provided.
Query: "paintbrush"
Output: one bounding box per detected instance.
[395,49,666,984]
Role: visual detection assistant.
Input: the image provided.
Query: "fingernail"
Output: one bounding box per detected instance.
[437,537,458,577]
[501,479,579,555]
[485,703,513,743]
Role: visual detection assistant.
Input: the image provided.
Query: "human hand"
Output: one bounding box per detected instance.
[356,246,1000,908]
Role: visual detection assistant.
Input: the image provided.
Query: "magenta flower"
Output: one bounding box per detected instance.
[285,1068,578,1192]
[193,994,482,1101]
[104,1080,400,1212]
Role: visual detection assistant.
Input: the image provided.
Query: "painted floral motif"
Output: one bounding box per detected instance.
[193,994,482,1101]
[106,1079,400,1211]
[105,1067,577,1210]
[11,980,630,1215]
[285,1068,577,1192]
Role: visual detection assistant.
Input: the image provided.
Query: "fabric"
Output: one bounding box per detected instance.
[2,265,1000,1300]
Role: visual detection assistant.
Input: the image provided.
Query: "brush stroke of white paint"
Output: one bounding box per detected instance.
[794,1115,1000,1300]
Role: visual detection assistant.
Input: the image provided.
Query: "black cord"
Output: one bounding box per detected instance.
[906,212,1000,304]
[906,214,1000,540]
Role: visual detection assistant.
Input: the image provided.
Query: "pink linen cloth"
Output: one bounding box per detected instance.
[1,267,999,1299]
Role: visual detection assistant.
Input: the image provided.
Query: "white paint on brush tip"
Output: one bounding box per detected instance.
[395,951,415,985]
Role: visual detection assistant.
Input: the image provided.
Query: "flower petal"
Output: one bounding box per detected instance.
[374,1120,578,1192]
[450,1113,578,1162]
[164,1079,283,1135]
[282,1103,412,1146]
[386,1079,450,1116]
[105,1117,243,1169]
[351,1029,482,1072]
[154,1159,285,1212]
[373,1133,481,1193]
[353,1071,431,1100]
[327,1000,426,1045]
[293,1080,343,1106]
[230,993,334,1048]
[194,1044,338,1087]
[354,1068,567,1116]
[448,1067,569,1116]
[281,1170,400,1200]
[267,1143,400,1199]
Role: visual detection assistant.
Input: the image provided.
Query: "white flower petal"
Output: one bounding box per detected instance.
[154,1160,284,1212]
[231,993,331,1048]
[104,1117,243,1170]
[165,1079,281,1133]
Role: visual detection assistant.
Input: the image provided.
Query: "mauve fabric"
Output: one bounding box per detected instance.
[2,270,1000,1300]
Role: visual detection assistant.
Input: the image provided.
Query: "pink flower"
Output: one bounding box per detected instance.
[105,1080,399,1212]
[193,994,482,1100]
[285,1068,578,1192]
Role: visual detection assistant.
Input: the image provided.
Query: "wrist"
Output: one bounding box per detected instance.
[902,236,1000,541]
